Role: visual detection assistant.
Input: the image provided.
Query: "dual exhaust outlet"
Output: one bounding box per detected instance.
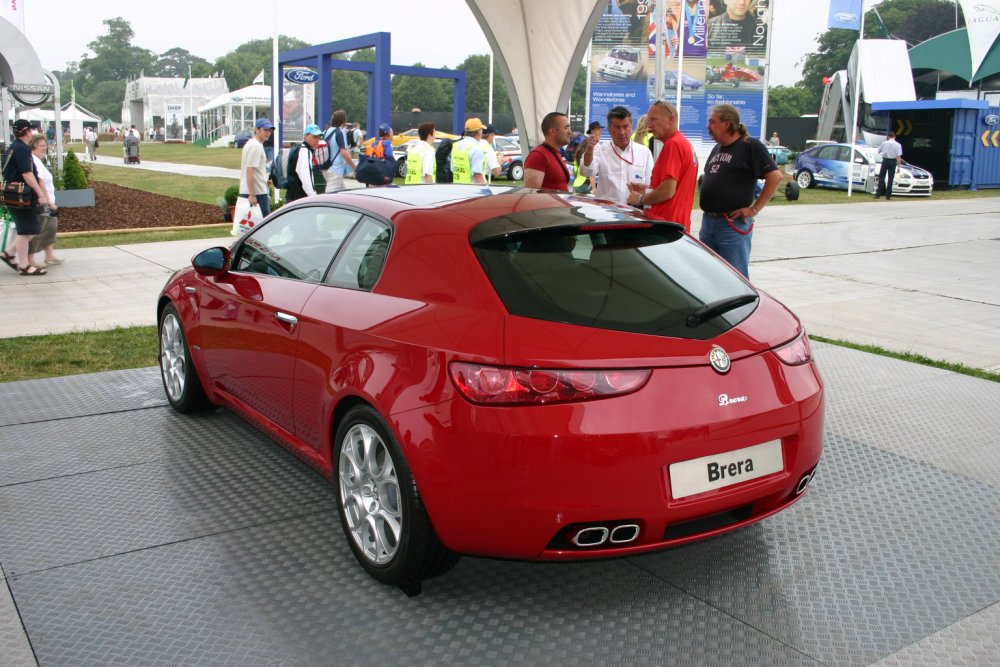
[795,467,818,495]
[571,523,640,547]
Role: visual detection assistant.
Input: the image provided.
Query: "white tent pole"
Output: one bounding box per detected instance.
[272,0,281,204]
[488,51,494,123]
[847,3,866,198]
[654,1,665,103]
[675,2,685,111]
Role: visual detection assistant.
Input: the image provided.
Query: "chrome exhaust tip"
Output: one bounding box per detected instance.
[796,469,816,495]
[571,526,609,547]
[609,524,640,544]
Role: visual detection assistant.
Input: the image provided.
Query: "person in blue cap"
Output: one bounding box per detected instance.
[286,124,324,201]
[239,118,275,216]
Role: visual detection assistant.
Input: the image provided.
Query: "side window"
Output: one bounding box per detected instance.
[326,217,392,290]
[233,206,361,282]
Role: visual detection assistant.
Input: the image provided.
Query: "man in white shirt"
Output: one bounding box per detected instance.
[875,133,903,200]
[480,123,502,183]
[239,118,274,216]
[579,106,654,205]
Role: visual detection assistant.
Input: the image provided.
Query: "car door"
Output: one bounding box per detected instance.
[292,216,397,452]
[196,205,361,434]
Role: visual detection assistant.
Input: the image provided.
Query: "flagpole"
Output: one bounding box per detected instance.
[676,2,685,113]
[847,1,866,198]
[188,64,193,142]
[272,0,281,204]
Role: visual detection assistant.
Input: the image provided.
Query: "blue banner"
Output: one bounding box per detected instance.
[828,0,863,31]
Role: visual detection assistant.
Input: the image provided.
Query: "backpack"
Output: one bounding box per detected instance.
[315,128,340,171]
[346,127,358,149]
[269,144,299,189]
[435,138,458,183]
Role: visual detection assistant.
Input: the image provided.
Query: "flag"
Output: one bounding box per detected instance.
[828,0,863,31]
[252,69,265,85]
[183,65,192,88]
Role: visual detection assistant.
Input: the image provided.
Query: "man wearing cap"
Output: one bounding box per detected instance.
[451,118,487,185]
[239,118,274,216]
[285,124,324,202]
[480,123,502,183]
[360,124,396,186]
[580,108,654,205]
[524,112,572,191]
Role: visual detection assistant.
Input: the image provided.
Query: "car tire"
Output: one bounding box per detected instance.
[796,170,814,189]
[785,181,800,201]
[397,158,407,179]
[508,161,524,181]
[158,303,211,413]
[731,79,740,88]
[334,404,459,587]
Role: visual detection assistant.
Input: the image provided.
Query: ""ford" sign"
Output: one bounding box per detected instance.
[284,68,318,84]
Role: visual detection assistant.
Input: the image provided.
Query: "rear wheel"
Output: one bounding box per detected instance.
[396,158,407,178]
[509,161,524,181]
[796,170,814,189]
[334,405,458,587]
[785,181,800,201]
[159,303,211,413]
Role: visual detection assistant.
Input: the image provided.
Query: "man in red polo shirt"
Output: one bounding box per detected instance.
[524,112,571,191]
[627,100,696,231]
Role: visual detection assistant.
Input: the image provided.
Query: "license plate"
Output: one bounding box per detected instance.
[669,440,783,499]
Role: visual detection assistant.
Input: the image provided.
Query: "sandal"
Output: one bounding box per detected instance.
[18,265,47,276]
[1,251,17,272]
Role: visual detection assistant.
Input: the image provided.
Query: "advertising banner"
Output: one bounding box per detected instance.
[589,0,772,159]
[1,0,26,32]
[164,103,185,142]
[281,68,317,142]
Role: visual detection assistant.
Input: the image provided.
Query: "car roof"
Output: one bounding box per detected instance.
[305,186,656,235]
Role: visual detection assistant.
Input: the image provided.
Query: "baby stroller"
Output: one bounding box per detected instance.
[123,136,140,164]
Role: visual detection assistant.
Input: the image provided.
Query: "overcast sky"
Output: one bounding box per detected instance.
[21,0,830,88]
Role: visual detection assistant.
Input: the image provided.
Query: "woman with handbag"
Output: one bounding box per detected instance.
[1,119,50,276]
[26,134,63,268]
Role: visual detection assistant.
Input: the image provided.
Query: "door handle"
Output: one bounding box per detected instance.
[184,286,197,294]
[275,311,298,331]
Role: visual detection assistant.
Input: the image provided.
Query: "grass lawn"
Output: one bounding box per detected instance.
[87,163,237,205]
[0,326,158,383]
[83,140,243,168]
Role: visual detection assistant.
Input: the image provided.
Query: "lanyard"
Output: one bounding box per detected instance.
[612,142,634,166]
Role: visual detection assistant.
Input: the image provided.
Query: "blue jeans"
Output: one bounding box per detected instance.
[699,212,753,278]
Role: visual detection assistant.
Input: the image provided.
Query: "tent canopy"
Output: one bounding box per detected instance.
[465,0,606,150]
[909,28,1000,84]
[198,84,272,113]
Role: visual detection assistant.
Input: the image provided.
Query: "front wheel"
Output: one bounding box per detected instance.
[796,170,814,189]
[159,303,211,413]
[508,161,524,181]
[396,158,407,178]
[334,405,458,587]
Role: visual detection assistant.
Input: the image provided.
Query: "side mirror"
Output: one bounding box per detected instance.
[191,246,231,277]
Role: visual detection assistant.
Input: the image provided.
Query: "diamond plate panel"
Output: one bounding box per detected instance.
[817,344,1000,488]
[872,602,1000,667]
[0,565,37,667]
[0,409,335,576]
[0,367,166,427]
[632,436,1000,667]
[10,513,819,667]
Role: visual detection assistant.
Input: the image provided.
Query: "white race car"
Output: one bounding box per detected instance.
[598,46,643,80]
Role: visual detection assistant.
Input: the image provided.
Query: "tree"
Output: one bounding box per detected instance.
[768,85,817,117]
[72,18,156,120]
[797,0,963,110]
[457,54,512,115]
[153,48,210,78]
[213,36,311,90]
[390,64,451,113]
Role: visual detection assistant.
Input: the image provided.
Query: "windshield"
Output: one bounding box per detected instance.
[472,213,757,340]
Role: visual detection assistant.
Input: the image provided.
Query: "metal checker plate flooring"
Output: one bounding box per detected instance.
[1,344,998,667]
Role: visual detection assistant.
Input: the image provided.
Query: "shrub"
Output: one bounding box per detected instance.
[224,184,240,207]
[61,151,89,189]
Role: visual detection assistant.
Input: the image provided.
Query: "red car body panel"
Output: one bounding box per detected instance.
[159,188,824,563]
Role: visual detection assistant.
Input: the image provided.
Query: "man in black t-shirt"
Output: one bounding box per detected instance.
[2,119,51,275]
[698,104,781,278]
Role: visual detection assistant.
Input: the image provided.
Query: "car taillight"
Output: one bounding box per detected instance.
[773,331,813,366]
[449,362,651,405]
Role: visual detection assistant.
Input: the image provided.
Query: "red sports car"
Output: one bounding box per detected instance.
[158,186,824,593]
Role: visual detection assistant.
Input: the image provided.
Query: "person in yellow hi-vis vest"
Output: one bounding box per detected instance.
[450,118,487,184]
[404,122,437,184]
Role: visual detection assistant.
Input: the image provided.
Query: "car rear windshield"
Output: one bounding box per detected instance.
[472,212,757,340]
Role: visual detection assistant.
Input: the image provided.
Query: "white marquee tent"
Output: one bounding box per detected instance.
[198,84,273,144]
[16,99,100,141]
